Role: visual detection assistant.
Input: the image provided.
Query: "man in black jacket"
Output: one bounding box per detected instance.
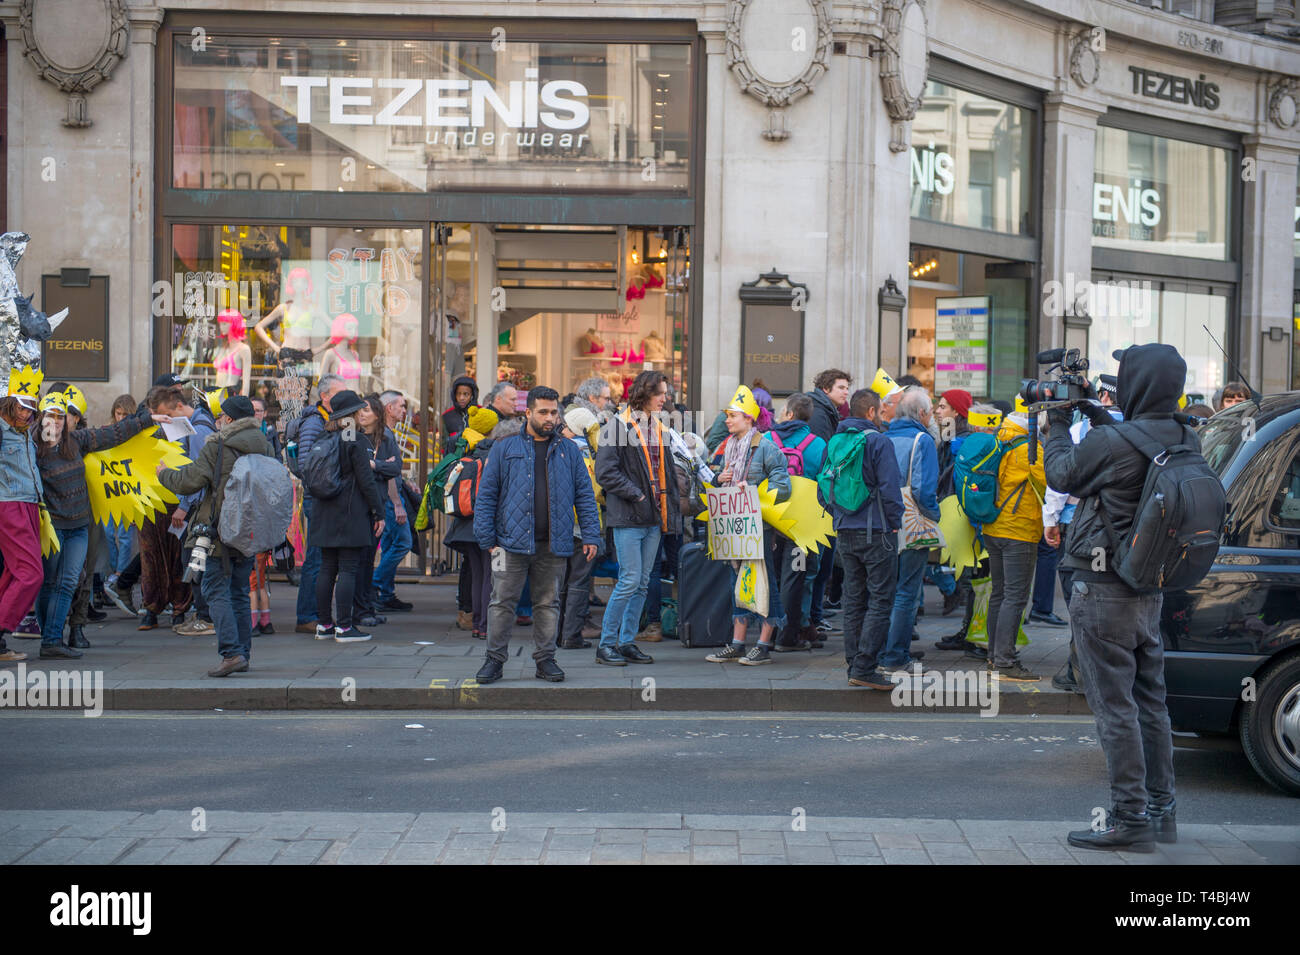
[804,368,851,445]
[1044,343,1187,853]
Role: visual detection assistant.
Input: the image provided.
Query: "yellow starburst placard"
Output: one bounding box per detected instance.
[696,475,835,557]
[84,430,191,530]
[939,494,985,577]
[39,505,59,558]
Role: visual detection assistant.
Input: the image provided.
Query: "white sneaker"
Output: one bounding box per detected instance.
[315,624,335,640]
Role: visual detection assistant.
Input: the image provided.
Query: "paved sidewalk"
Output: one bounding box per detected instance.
[2,810,1293,865]
[0,576,1083,713]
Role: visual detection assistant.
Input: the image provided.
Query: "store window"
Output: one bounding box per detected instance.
[172,35,692,194]
[167,223,424,475]
[909,81,1034,235]
[1087,272,1228,399]
[432,224,689,424]
[1092,125,1231,260]
[906,247,1030,401]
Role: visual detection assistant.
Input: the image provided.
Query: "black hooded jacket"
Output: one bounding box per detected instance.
[805,388,842,445]
[1044,343,1196,583]
[441,376,479,454]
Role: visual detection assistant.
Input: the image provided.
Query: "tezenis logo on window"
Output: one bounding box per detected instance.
[1092,179,1161,240]
[911,142,954,196]
[279,68,590,131]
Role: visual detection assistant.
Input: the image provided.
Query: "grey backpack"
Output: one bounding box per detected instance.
[218,452,294,556]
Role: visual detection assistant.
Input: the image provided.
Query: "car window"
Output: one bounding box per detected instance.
[1199,405,1254,477]
[1269,450,1300,528]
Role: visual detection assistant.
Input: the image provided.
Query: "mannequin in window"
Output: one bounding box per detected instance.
[254,266,319,365]
[317,312,364,391]
[213,308,252,395]
[641,330,666,362]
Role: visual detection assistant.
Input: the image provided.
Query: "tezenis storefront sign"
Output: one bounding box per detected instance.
[280,70,591,148]
[1128,66,1219,111]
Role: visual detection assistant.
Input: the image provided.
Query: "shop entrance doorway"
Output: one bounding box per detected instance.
[428,222,690,438]
[422,222,690,567]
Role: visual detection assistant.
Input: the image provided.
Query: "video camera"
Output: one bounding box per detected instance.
[1019,348,1091,407]
[1019,349,1094,465]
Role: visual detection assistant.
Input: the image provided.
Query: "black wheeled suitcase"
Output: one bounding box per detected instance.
[677,541,734,648]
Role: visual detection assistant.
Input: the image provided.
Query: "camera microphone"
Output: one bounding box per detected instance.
[1036,348,1067,364]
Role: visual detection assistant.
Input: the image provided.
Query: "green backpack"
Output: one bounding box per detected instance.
[415,435,470,530]
[816,429,872,512]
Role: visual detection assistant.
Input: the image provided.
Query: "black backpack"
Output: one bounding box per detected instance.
[1100,422,1225,593]
[299,431,348,500]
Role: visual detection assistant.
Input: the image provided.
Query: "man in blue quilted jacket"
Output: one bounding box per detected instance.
[473,386,601,684]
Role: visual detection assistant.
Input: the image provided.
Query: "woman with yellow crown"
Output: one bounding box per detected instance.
[0,366,46,662]
[703,385,792,666]
[33,390,165,657]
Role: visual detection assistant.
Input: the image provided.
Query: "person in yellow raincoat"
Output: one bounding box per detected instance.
[981,408,1046,682]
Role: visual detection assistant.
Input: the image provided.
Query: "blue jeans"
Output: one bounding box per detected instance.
[371,499,413,603]
[883,546,928,667]
[37,525,89,646]
[1032,536,1061,615]
[915,563,956,614]
[601,525,661,648]
[203,552,255,661]
[105,520,135,577]
[296,494,321,624]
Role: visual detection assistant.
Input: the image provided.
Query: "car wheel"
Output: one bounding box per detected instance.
[1239,654,1300,796]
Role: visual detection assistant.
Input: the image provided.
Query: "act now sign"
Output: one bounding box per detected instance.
[706,485,763,560]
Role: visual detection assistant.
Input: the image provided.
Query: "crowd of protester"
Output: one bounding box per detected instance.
[0,364,1250,689]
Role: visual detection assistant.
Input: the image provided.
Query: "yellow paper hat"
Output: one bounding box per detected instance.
[39,392,68,414]
[1178,393,1188,410]
[726,385,760,420]
[60,384,87,417]
[7,365,43,408]
[1014,395,1028,413]
[870,368,902,398]
[968,410,1002,430]
[205,387,228,419]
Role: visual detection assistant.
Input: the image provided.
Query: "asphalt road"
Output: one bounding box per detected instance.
[1,711,1293,825]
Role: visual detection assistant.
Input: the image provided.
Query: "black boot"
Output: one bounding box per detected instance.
[475,656,504,684]
[1067,809,1155,853]
[1052,640,1085,693]
[66,626,91,649]
[1148,801,1177,844]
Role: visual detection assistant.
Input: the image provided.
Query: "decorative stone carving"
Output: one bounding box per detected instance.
[1069,31,1101,89]
[878,0,928,152]
[725,0,833,141]
[1268,77,1299,130]
[18,0,129,128]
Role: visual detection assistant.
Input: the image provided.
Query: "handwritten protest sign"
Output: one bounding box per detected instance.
[706,484,764,560]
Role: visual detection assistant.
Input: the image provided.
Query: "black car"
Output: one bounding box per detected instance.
[1163,395,1300,795]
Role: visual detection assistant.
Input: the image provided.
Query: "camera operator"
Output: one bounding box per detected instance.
[157,395,273,678]
[1043,374,1121,693]
[1043,344,1186,853]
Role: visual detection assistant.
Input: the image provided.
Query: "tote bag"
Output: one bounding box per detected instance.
[900,432,944,551]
